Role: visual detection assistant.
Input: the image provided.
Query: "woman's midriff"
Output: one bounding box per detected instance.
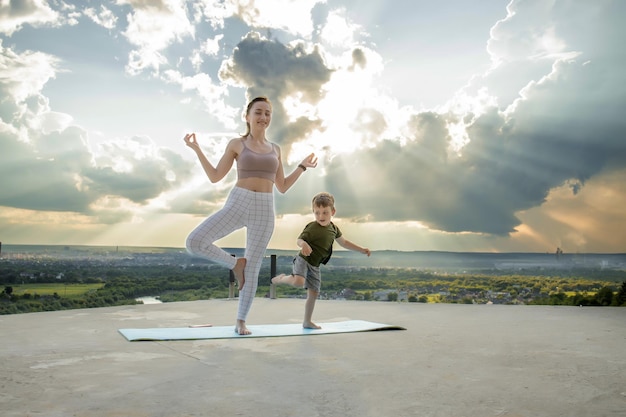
[236,177,273,193]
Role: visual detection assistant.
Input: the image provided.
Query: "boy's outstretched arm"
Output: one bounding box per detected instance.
[336,236,371,256]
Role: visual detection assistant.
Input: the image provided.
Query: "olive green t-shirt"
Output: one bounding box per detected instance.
[298,221,342,267]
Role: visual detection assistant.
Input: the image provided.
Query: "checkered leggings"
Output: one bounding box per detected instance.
[186,187,275,321]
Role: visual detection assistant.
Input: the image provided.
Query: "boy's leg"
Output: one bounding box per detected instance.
[303,288,321,329]
[272,256,307,287]
[271,273,305,287]
[303,264,321,329]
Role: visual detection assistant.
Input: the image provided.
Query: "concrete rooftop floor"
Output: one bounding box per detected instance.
[1,298,625,417]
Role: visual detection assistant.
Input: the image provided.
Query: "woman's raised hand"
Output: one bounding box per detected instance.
[183,133,200,150]
[301,153,318,169]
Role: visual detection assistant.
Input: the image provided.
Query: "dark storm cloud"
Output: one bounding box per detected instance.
[350,48,366,70]
[0,128,189,215]
[0,0,58,36]
[322,51,626,236]
[0,128,93,212]
[314,0,626,237]
[219,32,331,150]
[83,163,168,204]
[0,0,54,21]
[83,136,195,206]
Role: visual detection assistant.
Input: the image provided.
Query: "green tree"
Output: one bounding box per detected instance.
[595,286,614,306]
[615,281,626,306]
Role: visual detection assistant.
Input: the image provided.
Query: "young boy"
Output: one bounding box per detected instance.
[271,192,371,329]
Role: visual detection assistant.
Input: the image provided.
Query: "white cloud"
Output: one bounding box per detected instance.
[162,69,237,128]
[319,8,361,48]
[301,47,395,155]
[0,41,60,105]
[0,42,64,147]
[0,0,59,35]
[189,34,223,71]
[190,0,233,29]
[119,0,195,75]
[488,1,564,66]
[84,5,118,30]
[201,33,223,56]
[233,0,321,37]
[32,110,74,136]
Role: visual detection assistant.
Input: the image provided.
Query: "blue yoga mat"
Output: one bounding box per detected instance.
[119,320,405,341]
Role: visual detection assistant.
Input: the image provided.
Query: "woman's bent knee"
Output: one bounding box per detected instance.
[185,234,201,255]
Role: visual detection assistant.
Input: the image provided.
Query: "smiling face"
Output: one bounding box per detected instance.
[245,100,272,133]
[313,204,335,227]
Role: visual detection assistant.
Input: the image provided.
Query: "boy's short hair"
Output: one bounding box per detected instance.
[312,192,335,209]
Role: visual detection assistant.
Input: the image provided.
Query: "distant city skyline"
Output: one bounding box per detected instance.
[1,1,625,253]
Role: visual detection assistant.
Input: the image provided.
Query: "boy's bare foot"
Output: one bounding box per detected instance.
[235,320,251,335]
[232,257,246,290]
[271,273,286,284]
[303,321,321,329]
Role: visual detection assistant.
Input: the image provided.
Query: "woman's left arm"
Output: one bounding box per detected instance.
[274,148,317,194]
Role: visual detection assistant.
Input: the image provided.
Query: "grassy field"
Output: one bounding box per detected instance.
[10,283,104,298]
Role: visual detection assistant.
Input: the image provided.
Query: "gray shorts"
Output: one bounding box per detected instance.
[292,256,321,293]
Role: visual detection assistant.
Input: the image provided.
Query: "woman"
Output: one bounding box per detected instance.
[184,96,317,335]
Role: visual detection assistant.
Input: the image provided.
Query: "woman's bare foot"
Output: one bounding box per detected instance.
[232,257,246,290]
[235,319,251,335]
[271,273,286,284]
[303,321,321,329]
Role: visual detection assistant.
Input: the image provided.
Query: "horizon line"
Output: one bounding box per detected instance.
[1,243,624,256]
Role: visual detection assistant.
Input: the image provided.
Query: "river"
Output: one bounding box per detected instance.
[135,296,162,304]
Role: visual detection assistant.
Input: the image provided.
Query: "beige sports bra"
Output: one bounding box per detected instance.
[237,139,279,182]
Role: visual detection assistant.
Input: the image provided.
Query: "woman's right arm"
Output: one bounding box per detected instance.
[184,133,238,183]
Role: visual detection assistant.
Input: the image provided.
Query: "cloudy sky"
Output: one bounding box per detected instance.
[1,0,625,254]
